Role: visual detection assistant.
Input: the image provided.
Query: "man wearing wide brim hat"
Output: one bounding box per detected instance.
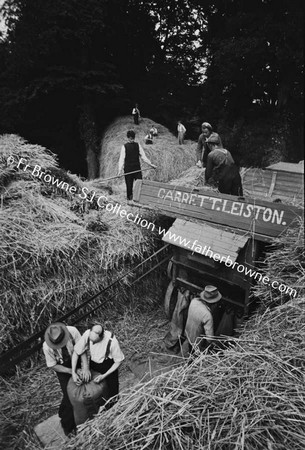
[182,286,223,355]
[196,121,223,168]
[43,322,83,435]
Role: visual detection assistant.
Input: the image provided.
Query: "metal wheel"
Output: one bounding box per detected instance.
[164,281,178,319]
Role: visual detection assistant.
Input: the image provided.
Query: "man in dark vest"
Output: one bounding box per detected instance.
[118,129,156,200]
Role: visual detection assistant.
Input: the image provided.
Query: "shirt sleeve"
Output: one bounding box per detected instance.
[73,330,90,356]
[109,336,125,363]
[139,144,152,165]
[43,343,58,368]
[118,145,126,173]
[205,153,213,181]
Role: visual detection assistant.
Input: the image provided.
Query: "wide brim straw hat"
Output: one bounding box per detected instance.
[200,285,222,303]
[44,322,70,349]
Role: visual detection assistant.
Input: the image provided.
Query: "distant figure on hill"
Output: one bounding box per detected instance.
[197,122,223,168]
[132,104,140,125]
[150,125,158,136]
[118,130,156,200]
[205,134,243,196]
[145,130,154,145]
[177,121,186,144]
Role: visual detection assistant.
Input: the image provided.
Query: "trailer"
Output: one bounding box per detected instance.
[133,162,303,331]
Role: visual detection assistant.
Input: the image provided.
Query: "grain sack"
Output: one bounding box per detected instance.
[67,371,109,426]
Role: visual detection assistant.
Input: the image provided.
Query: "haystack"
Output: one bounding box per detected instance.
[99,116,196,184]
[252,217,304,308]
[0,135,155,351]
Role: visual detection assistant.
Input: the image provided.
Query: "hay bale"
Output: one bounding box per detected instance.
[99,116,196,184]
[64,298,305,450]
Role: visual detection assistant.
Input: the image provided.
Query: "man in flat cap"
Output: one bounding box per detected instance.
[43,322,85,435]
[196,122,223,168]
[182,286,223,355]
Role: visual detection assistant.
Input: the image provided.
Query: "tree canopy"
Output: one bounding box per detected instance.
[0,0,303,174]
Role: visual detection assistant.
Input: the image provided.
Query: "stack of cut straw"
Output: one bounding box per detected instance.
[0,134,155,351]
[99,116,196,183]
[253,217,304,308]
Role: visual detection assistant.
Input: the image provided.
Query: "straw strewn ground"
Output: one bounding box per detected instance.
[65,297,305,450]
[99,116,196,184]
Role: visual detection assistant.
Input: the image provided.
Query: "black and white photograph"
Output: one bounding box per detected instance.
[0,0,304,449]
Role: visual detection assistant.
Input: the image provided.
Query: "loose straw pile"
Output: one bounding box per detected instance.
[0,135,155,351]
[65,298,305,450]
[253,216,304,308]
[99,116,196,183]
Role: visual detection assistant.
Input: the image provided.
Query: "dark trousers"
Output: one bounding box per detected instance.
[133,113,139,125]
[57,371,76,435]
[90,359,119,409]
[124,170,142,200]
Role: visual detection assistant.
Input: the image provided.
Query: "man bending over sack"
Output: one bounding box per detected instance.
[43,322,86,435]
[72,323,124,406]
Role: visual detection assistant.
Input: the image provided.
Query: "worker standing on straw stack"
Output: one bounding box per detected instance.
[118,129,156,201]
[72,323,124,408]
[182,286,223,356]
[177,120,186,144]
[43,322,84,436]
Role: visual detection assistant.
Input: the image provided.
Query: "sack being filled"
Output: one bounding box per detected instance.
[67,371,110,426]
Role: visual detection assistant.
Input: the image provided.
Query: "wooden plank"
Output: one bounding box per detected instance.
[266,162,304,174]
[169,221,248,245]
[134,180,302,240]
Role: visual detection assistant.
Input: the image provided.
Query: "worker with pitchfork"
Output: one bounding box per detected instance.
[118,129,156,201]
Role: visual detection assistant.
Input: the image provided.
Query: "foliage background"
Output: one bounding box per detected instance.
[0,0,304,176]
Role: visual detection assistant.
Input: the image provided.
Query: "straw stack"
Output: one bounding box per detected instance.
[252,217,305,308]
[65,297,305,450]
[99,116,196,183]
[0,135,155,351]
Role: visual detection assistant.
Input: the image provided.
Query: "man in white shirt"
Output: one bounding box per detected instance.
[118,129,156,200]
[43,322,84,435]
[182,286,223,355]
[177,121,186,144]
[72,324,124,405]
